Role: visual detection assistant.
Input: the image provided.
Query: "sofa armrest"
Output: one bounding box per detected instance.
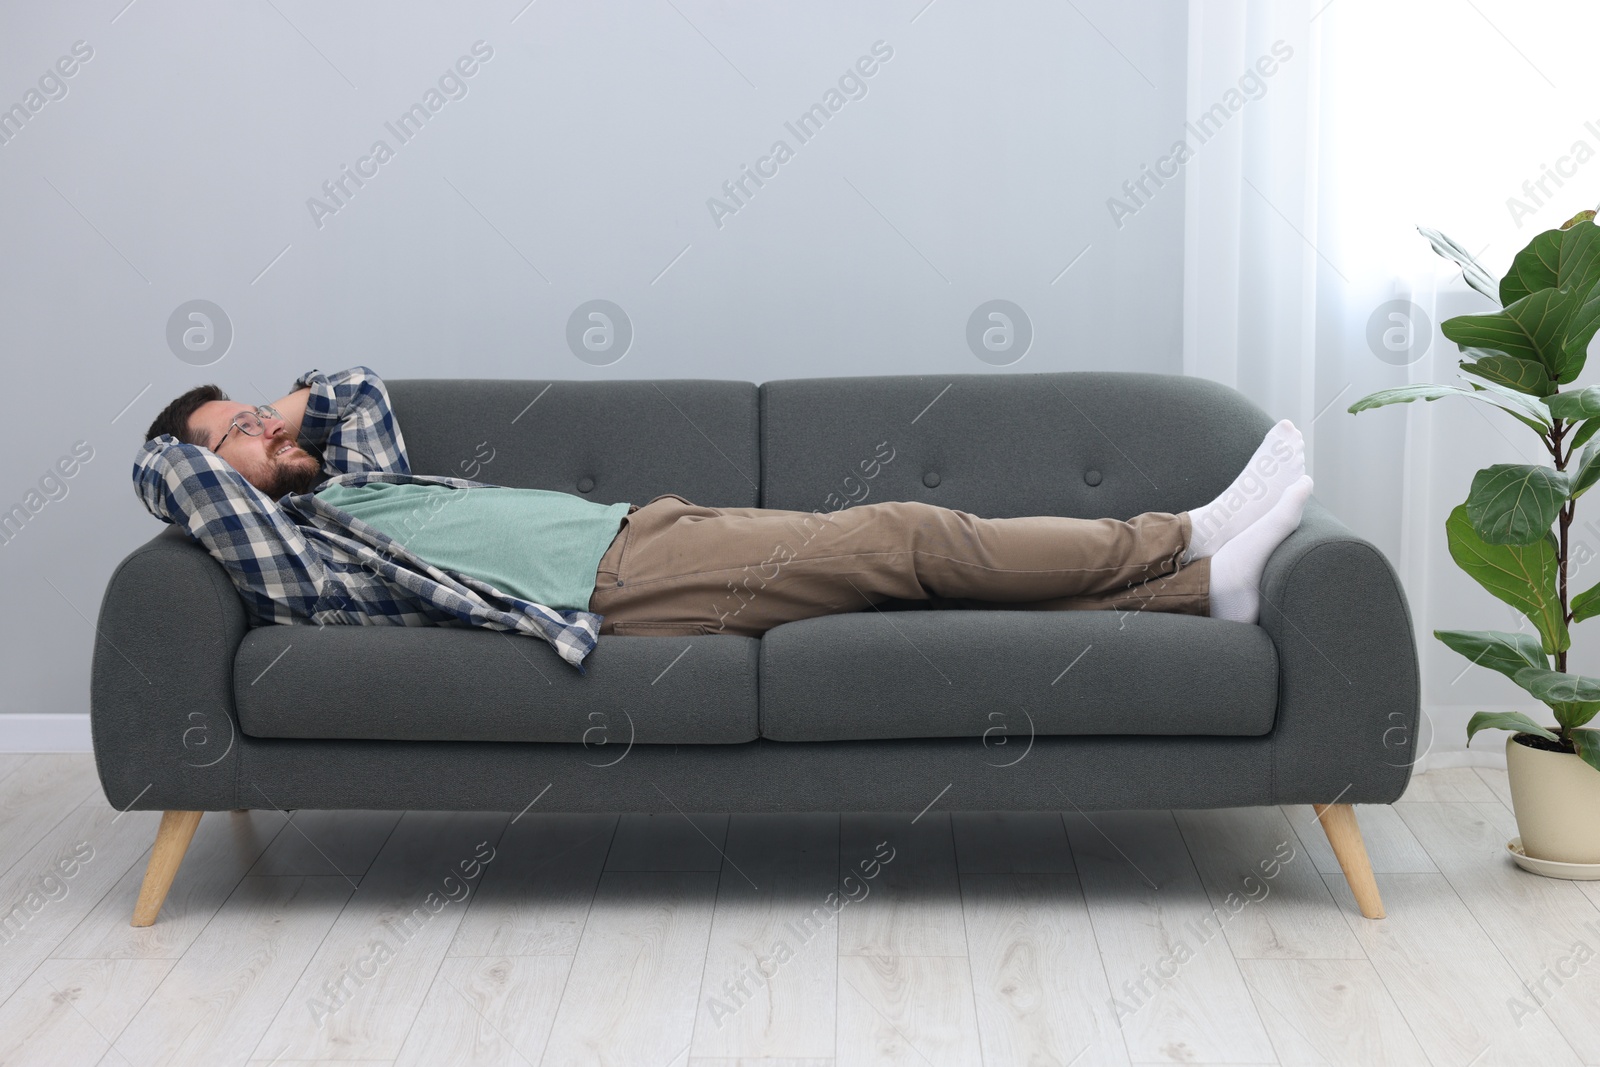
[90,525,247,811]
[1258,497,1421,804]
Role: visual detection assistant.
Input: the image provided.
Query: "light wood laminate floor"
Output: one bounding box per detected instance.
[0,756,1596,1066]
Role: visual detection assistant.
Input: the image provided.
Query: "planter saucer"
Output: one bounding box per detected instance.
[1507,837,1600,880]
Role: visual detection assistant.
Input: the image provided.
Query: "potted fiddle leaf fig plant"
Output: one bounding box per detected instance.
[1349,208,1600,871]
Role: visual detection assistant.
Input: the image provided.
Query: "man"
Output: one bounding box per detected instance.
[136,366,1310,674]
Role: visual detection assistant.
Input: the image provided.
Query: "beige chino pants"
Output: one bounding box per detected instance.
[588,493,1211,637]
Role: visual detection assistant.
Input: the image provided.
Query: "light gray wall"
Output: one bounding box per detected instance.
[0,0,1189,719]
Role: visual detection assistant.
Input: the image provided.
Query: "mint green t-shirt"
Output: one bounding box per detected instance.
[315,482,630,612]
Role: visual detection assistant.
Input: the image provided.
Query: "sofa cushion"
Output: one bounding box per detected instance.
[234,625,760,743]
[758,609,1277,742]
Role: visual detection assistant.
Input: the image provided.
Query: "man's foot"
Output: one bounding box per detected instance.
[1209,474,1313,624]
[1182,419,1304,563]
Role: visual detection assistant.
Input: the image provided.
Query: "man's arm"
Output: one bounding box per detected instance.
[133,435,331,621]
[270,386,310,445]
[287,365,411,478]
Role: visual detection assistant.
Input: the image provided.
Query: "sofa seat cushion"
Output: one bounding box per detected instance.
[757,609,1277,742]
[234,624,760,743]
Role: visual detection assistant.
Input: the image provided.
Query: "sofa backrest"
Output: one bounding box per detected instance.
[387,378,762,507]
[389,371,1275,518]
[759,371,1275,518]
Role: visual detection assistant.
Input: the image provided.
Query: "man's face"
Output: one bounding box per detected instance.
[191,400,324,498]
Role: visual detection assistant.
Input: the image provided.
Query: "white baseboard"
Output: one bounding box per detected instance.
[0,714,93,752]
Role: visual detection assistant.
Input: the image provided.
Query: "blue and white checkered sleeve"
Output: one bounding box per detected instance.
[132,434,331,620]
[293,365,411,477]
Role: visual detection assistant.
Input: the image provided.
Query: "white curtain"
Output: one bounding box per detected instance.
[1184,0,1599,771]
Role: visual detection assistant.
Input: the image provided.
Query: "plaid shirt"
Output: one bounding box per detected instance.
[133,365,604,674]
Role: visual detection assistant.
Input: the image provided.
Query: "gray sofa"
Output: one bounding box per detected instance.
[91,371,1420,925]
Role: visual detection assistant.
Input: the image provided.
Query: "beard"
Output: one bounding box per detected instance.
[257,446,326,499]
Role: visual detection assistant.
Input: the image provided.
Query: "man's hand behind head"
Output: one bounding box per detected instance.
[146,385,324,498]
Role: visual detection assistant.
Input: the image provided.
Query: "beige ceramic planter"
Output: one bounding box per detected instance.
[1505,733,1600,866]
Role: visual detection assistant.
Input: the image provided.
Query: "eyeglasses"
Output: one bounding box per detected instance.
[214,405,284,451]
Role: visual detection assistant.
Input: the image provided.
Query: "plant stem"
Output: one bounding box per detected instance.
[1560,501,1571,674]
[1553,417,1572,742]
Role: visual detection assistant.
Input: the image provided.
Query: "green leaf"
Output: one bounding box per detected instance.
[1570,418,1600,452]
[1433,629,1548,683]
[1563,282,1600,381]
[1543,384,1600,420]
[1348,382,1550,434]
[1419,226,1500,304]
[1468,380,1557,432]
[1572,578,1600,623]
[1557,221,1600,287]
[1499,222,1600,306]
[1445,503,1568,654]
[1551,702,1600,731]
[1465,464,1570,544]
[1570,729,1600,774]
[1508,670,1600,731]
[1512,665,1600,702]
[1500,229,1564,305]
[1466,710,1560,745]
[1572,442,1600,500]
[1348,383,1472,413]
[1443,286,1587,385]
[1460,349,1555,396]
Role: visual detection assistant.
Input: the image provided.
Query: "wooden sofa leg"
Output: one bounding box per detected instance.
[131,810,204,927]
[1313,802,1385,919]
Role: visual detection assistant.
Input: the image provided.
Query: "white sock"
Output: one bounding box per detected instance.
[1183,419,1304,563]
[1209,474,1313,624]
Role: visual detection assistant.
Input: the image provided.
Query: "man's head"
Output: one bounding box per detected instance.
[145,385,323,498]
